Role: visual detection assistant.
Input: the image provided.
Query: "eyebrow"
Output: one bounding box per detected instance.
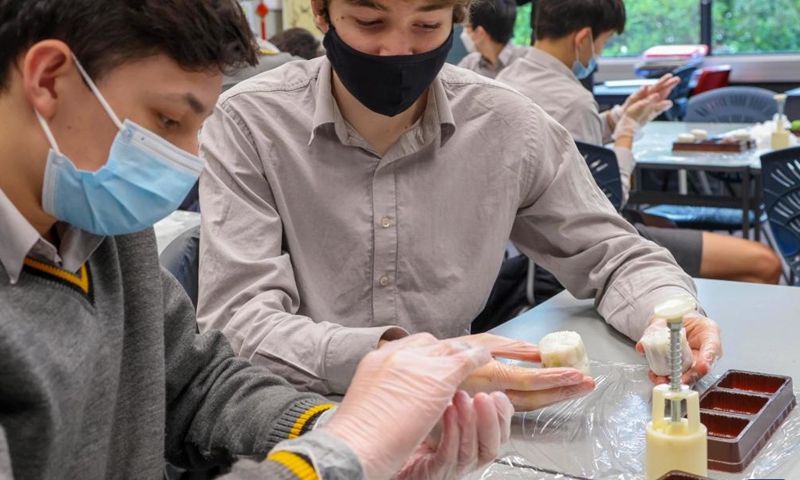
[345,0,448,13]
[162,93,208,115]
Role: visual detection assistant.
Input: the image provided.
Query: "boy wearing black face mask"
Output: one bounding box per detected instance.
[198,0,723,408]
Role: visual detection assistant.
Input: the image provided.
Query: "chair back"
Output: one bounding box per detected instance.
[761,146,800,284]
[575,141,623,212]
[691,65,731,96]
[159,224,201,308]
[685,86,778,123]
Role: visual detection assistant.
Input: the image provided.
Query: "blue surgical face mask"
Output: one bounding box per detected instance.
[572,33,599,80]
[36,55,205,236]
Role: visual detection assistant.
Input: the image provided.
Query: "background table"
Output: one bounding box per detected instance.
[472,279,800,479]
[629,122,765,239]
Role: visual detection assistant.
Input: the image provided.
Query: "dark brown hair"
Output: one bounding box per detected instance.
[535,0,626,41]
[0,0,259,92]
[270,28,321,60]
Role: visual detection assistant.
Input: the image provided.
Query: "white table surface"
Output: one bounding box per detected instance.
[470,279,800,479]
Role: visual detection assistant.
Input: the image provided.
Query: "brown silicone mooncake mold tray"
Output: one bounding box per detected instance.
[656,471,709,480]
[698,370,796,472]
[672,138,757,153]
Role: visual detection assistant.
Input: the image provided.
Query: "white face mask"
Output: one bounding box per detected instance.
[460,29,477,53]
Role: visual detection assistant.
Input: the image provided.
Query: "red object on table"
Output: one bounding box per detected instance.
[256,2,269,40]
[692,65,732,96]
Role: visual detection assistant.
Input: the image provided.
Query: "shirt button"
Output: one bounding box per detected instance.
[381,217,391,228]
[379,276,390,287]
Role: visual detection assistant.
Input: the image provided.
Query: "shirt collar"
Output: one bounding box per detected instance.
[496,42,519,68]
[309,58,457,148]
[524,47,582,83]
[0,186,104,284]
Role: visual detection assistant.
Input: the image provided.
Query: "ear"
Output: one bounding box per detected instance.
[474,26,489,42]
[311,0,330,34]
[573,27,592,48]
[21,40,74,121]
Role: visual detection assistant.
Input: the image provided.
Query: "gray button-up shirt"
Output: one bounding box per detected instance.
[457,42,526,79]
[198,57,697,395]
[496,47,637,202]
[0,187,102,284]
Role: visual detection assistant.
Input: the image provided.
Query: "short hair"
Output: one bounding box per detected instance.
[320,0,473,24]
[0,0,259,92]
[270,28,321,60]
[468,0,517,45]
[534,0,626,41]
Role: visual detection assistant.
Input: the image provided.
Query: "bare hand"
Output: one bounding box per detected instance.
[636,314,723,385]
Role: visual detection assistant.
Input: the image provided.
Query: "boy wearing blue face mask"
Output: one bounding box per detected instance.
[198,0,723,410]
[496,0,783,285]
[457,0,524,80]
[0,0,516,479]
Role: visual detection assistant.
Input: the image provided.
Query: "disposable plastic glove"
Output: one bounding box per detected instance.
[450,333,596,412]
[636,313,723,385]
[613,93,673,141]
[612,73,681,125]
[394,391,514,480]
[321,333,493,480]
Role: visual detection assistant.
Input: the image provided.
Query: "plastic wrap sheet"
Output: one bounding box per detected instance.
[474,361,800,480]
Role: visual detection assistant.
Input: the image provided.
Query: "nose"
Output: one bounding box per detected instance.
[377,30,414,56]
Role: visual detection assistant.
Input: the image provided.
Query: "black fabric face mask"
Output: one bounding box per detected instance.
[323,26,454,117]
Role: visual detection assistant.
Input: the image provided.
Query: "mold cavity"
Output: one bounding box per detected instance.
[701,412,750,439]
[718,372,786,394]
[701,391,768,415]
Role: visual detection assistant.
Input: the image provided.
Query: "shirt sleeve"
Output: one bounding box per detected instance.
[600,110,615,144]
[613,145,636,206]
[160,265,340,470]
[197,103,406,395]
[510,103,698,341]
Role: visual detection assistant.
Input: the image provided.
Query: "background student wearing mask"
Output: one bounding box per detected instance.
[457,0,525,79]
[198,0,723,410]
[495,0,783,286]
[0,0,515,479]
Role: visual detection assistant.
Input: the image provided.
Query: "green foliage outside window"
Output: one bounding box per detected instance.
[511,0,800,56]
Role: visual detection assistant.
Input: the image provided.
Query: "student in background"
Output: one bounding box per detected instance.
[496,0,782,285]
[457,0,525,79]
[271,27,323,60]
[198,0,723,409]
[0,0,514,478]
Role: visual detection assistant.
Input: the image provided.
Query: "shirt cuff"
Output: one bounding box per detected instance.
[603,285,701,341]
[324,326,408,394]
[269,430,366,480]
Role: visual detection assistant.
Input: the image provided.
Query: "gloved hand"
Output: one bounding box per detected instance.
[321,333,495,480]
[636,313,723,385]
[613,93,674,141]
[611,73,681,125]
[394,391,514,480]
[450,333,596,412]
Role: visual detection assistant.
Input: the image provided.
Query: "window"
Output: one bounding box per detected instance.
[513,0,800,57]
[604,0,700,57]
[712,0,800,54]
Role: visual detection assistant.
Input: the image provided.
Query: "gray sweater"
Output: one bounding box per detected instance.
[0,229,362,479]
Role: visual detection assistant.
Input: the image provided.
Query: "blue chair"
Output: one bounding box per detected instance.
[760,146,800,285]
[661,64,698,121]
[575,141,623,212]
[685,86,778,123]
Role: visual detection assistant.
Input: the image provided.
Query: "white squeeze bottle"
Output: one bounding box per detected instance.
[645,296,708,479]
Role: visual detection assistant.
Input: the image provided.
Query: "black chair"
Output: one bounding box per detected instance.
[159,224,201,309]
[760,146,800,285]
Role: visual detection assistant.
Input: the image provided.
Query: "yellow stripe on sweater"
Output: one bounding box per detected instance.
[23,258,89,295]
[288,404,337,439]
[267,451,319,480]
